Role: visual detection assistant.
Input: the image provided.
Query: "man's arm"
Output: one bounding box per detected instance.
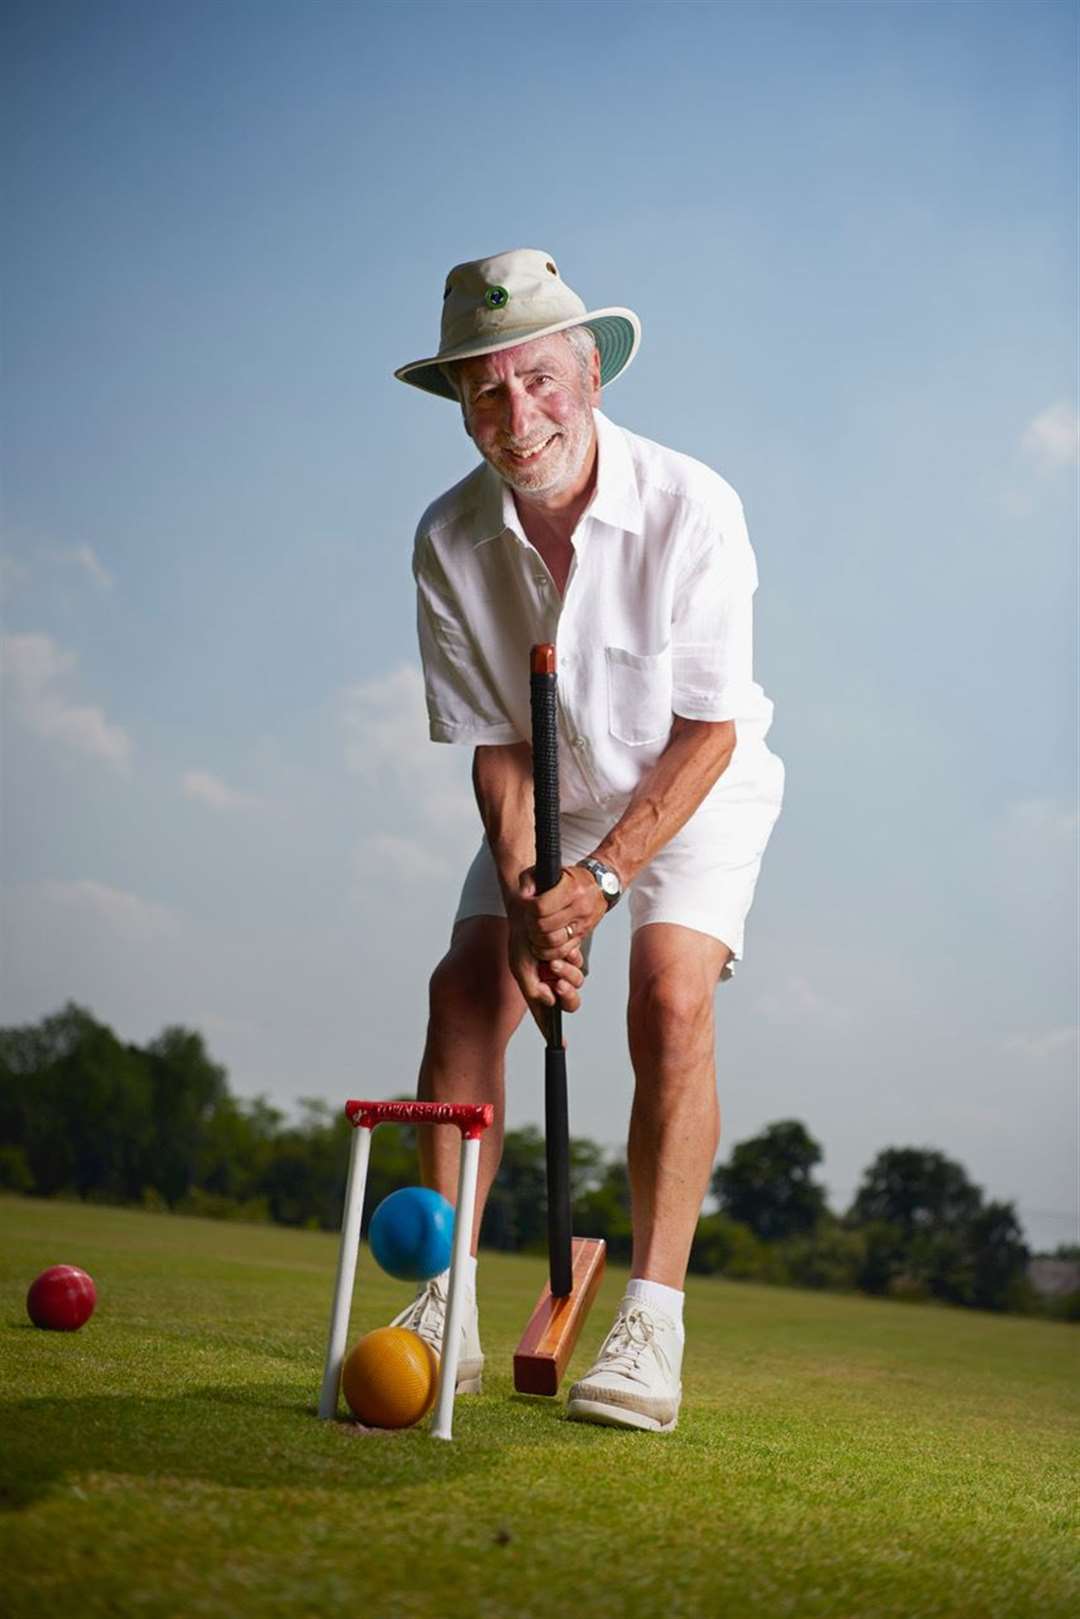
[595,716,736,886]
[471,741,534,904]
[472,743,586,1022]
[523,717,736,960]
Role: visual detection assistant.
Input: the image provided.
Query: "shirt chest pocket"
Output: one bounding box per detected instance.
[605,644,673,746]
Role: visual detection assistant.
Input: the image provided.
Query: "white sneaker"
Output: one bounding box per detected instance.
[389,1274,484,1393]
[567,1297,683,1432]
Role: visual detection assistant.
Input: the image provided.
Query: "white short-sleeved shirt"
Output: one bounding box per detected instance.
[412,408,782,821]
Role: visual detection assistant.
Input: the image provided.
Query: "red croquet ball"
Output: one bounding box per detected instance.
[26,1265,97,1331]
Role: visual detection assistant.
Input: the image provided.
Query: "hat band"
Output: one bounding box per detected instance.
[442,298,585,354]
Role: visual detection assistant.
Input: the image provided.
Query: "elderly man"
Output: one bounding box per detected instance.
[390,249,783,1432]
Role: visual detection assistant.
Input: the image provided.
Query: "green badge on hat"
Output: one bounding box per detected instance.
[483,285,510,310]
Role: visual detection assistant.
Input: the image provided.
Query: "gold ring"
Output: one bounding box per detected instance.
[565,923,575,941]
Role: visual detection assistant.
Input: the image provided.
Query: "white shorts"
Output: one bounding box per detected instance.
[453,746,784,975]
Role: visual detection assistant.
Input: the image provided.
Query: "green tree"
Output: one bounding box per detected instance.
[780,1218,866,1291]
[849,1151,1029,1313]
[197,1094,282,1204]
[482,1127,547,1251]
[965,1200,1029,1311]
[689,1212,784,1281]
[712,1120,827,1241]
[569,1136,607,1206]
[852,1220,906,1295]
[849,1147,982,1237]
[145,1026,229,1205]
[0,1144,33,1192]
[479,1130,611,1254]
[574,1159,634,1263]
[905,1226,975,1305]
[0,1004,155,1201]
[256,1099,418,1231]
[0,1003,93,1191]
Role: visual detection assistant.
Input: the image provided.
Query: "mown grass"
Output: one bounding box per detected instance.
[2,1195,1077,1618]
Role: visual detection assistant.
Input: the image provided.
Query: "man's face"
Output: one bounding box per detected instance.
[457,333,601,500]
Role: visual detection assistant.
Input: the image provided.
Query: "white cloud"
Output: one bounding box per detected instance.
[56,544,113,591]
[1004,1026,1079,1062]
[1,632,132,769]
[353,833,455,882]
[341,665,475,830]
[0,556,30,600]
[1022,401,1080,469]
[182,770,263,812]
[753,974,853,1031]
[988,797,1077,937]
[998,797,1079,845]
[342,664,479,896]
[39,879,178,942]
[342,666,425,771]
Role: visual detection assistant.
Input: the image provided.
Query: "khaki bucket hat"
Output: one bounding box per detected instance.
[395,247,641,402]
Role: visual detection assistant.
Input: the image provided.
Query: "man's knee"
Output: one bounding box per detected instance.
[628,927,731,1064]
[630,971,712,1057]
[428,919,522,1039]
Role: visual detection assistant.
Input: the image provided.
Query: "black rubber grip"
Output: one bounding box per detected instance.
[530,666,562,894]
[545,1049,573,1298]
[530,645,572,1297]
[530,660,563,1054]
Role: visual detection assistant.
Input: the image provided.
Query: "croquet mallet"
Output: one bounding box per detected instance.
[512,644,606,1395]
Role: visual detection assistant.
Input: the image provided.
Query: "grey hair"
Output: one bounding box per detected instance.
[441,324,598,417]
[561,322,598,379]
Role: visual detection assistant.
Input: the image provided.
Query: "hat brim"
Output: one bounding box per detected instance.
[394,308,641,401]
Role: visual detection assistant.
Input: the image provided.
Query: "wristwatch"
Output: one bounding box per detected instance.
[577,857,623,909]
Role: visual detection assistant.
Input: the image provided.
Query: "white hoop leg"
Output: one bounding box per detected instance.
[317,1126,371,1419]
[430,1134,481,1441]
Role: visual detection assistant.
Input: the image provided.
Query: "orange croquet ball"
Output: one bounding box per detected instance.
[341,1327,439,1429]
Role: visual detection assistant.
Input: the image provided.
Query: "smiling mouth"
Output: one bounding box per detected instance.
[504,435,557,464]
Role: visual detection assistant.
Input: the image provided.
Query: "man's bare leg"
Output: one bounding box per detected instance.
[625,922,733,1286]
[565,922,729,1430]
[416,915,527,1251]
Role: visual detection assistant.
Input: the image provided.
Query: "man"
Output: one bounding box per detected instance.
[390,248,783,1431]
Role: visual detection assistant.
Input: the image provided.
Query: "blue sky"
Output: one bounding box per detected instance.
[3,0,1077,1249]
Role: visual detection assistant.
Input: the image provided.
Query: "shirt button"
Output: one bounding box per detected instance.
[573,737,587,751]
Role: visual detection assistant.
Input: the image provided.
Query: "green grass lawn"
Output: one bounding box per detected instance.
[2,1196,1077,1618]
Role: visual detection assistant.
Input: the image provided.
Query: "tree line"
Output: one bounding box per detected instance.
[1,1004,1072,1319]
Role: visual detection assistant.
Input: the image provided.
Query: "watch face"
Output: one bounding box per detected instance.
[579,858,621,904]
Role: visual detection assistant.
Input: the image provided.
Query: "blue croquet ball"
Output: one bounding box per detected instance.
[369,1186,455,1281]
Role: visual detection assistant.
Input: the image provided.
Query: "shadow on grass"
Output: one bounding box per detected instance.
[1,1376,607,1512]
[0,1383,500,1510]
[187,1384,314,1417]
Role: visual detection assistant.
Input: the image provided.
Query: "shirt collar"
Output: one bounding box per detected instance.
[473,408,644,548]
[587,409,645,537]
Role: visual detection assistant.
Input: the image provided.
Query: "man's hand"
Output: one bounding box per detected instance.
[517,863,609,963]
[508,873,588,1035]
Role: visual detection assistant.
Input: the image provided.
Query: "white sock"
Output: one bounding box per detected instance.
[625,1277,685,1340]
